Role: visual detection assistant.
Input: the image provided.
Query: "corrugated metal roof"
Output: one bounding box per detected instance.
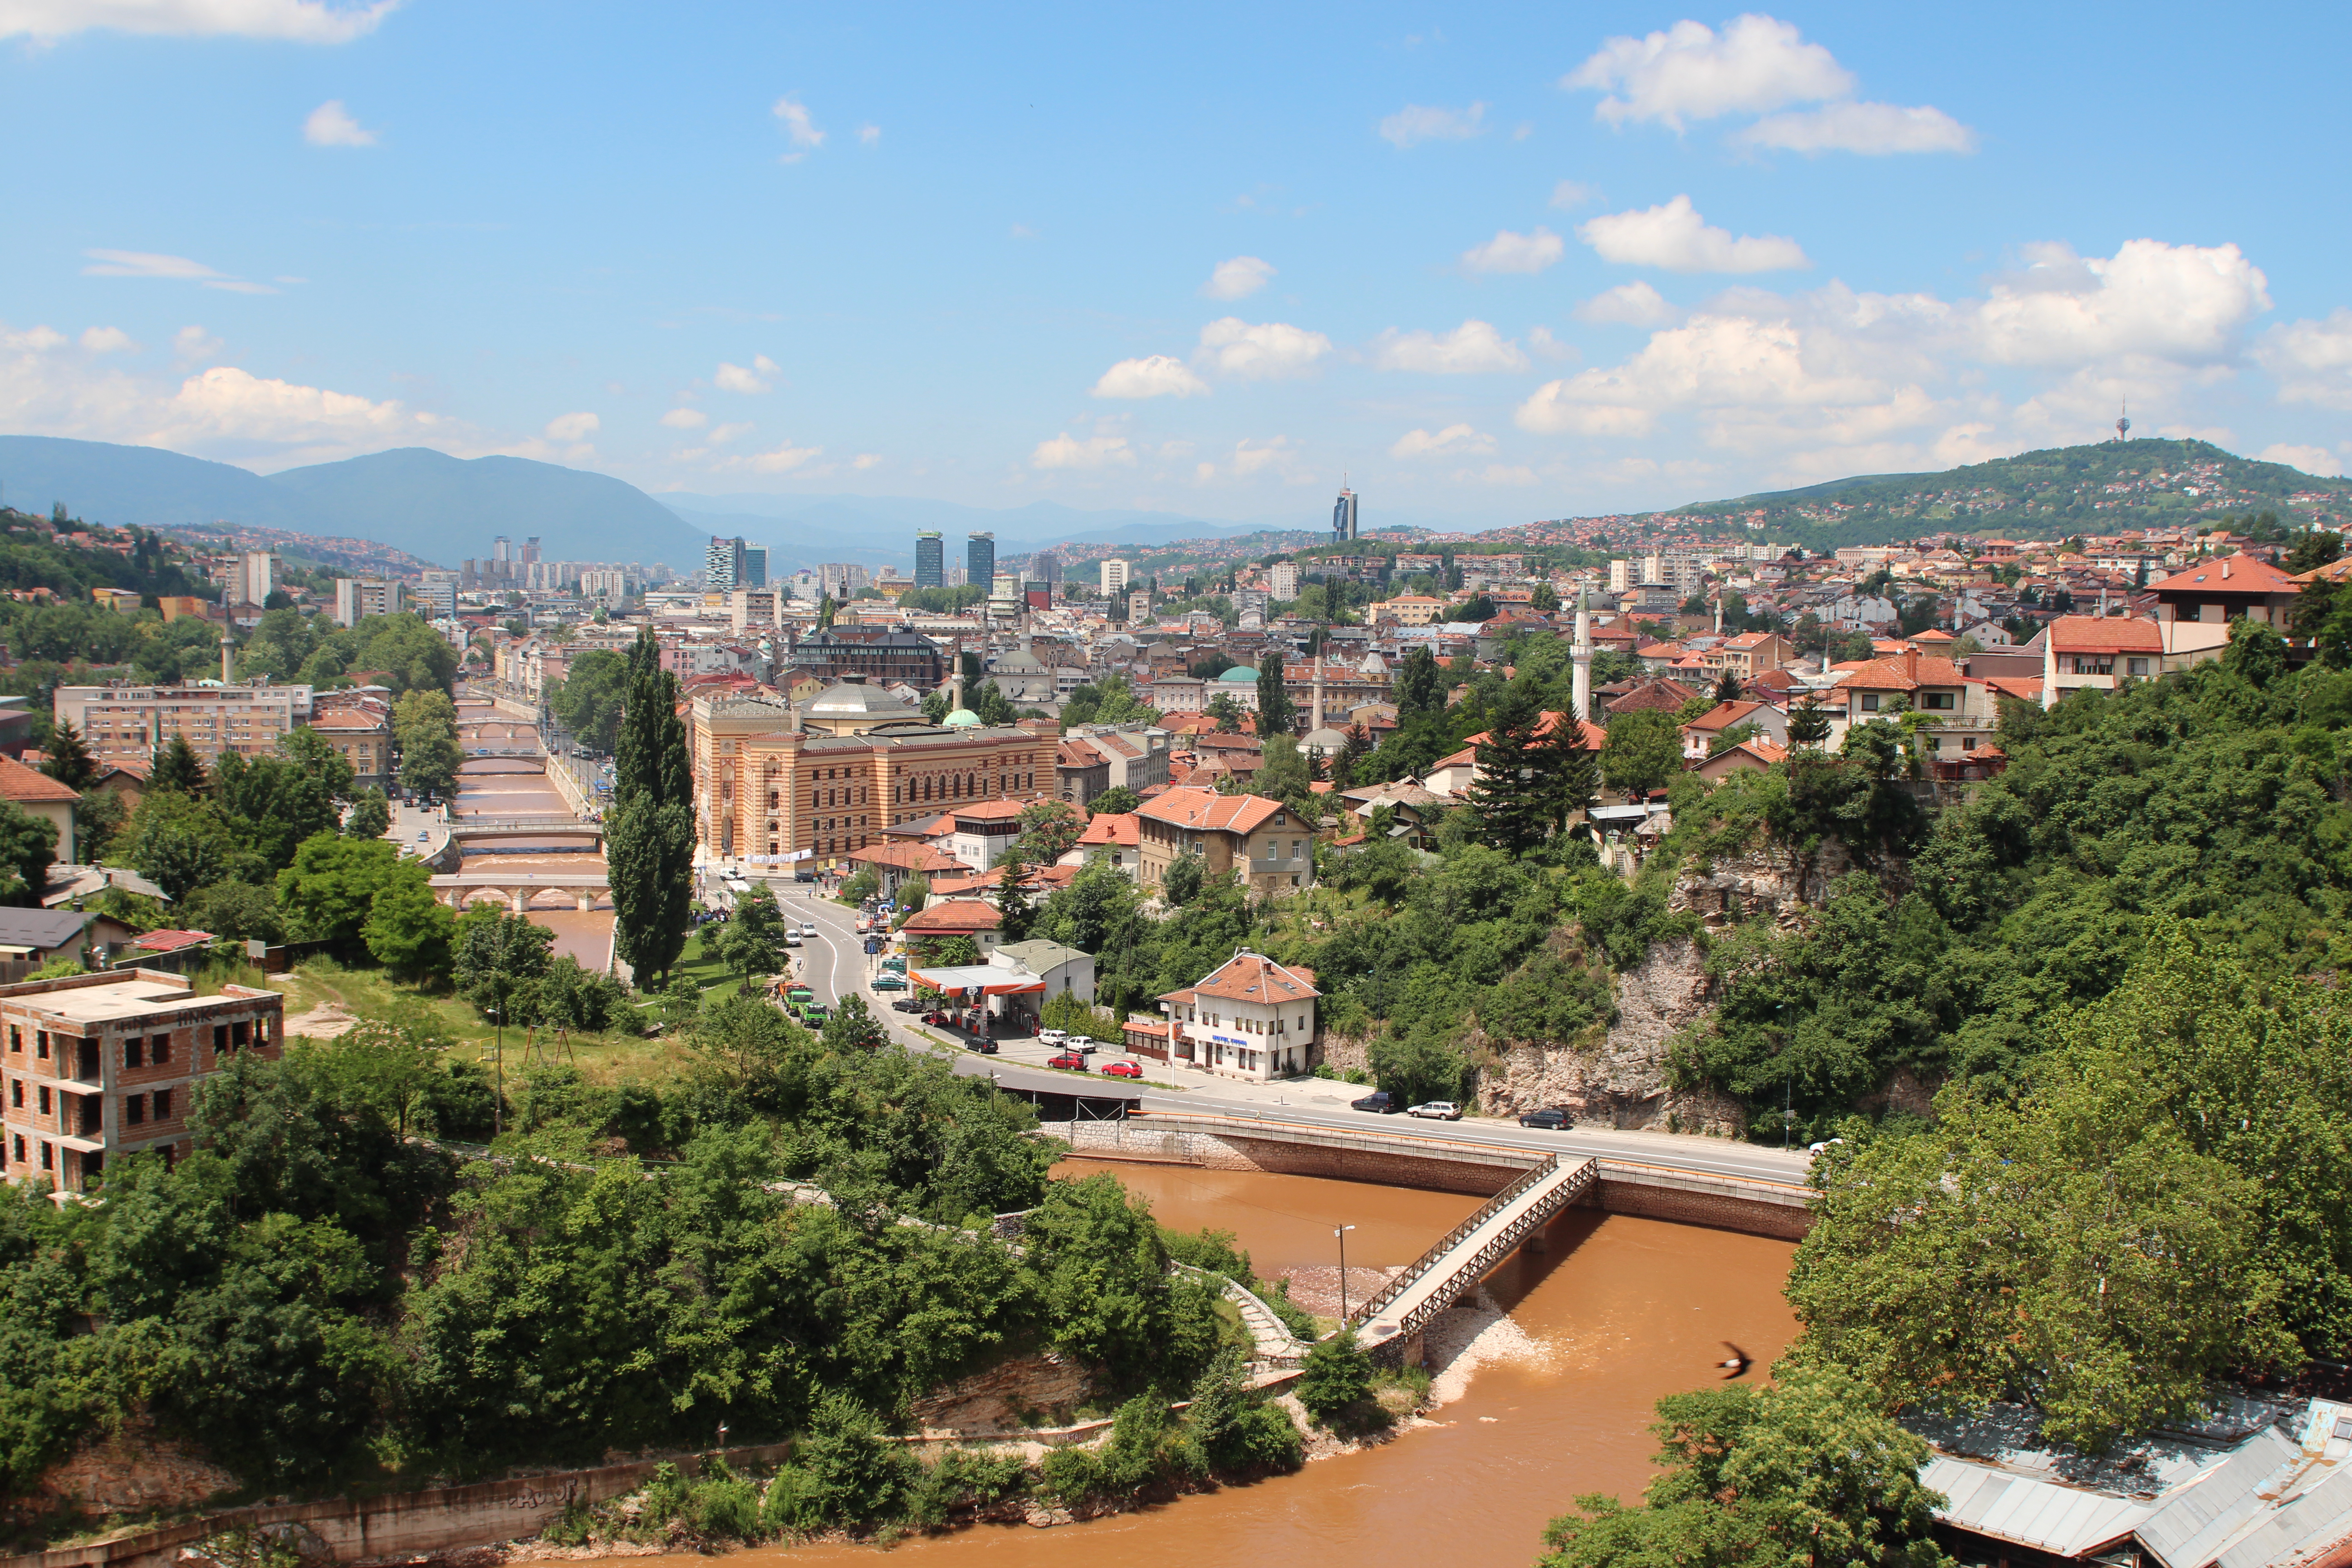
[1923,1457,2152,1557]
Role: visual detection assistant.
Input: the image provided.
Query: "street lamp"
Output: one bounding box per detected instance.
[1334,1224,1357,1321]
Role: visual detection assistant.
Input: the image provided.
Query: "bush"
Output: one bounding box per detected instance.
[764,1393,919,1534]
[1186,1349,1303,1474]
[1039,1395,1202,1505]
[1296,1328,1377,1425]
[904,1447,1030,1527]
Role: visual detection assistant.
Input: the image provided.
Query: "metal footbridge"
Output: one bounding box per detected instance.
[1348,1153,1598,1352]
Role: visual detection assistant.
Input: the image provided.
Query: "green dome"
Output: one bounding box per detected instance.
[1216,664,1259,683]
[943,707,982,728]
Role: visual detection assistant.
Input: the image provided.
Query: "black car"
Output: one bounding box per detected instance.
[892,997,926,1013]
[794,872,818,883]
[965,1038,999,1055]
[1351,1090,1401,1114]
[1519,1107,1575,1130]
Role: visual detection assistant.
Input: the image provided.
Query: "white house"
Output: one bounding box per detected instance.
[991,940,1095,1004]
[1157,949,1320,1082]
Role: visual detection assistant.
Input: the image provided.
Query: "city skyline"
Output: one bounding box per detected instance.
[0,2,2346,535]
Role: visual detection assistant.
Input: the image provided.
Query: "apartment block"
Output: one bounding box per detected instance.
[54,683,315,767]
[2,970,285,1194]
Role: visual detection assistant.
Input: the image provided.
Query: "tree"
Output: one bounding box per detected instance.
[1539,1368,1949,1568]
[451,904,555,1028]
[897,873,930,911]
[363,877,456,982]
[182,879,283,943]
[1255,658,1295,736]
[215,749,342,870]
[345,787,391,840]
[128,791,239,902]
[276,833,419,946]
[546,648,628,754]
[1015,799,1085,863]
[1786,695,1833,750]
[1712,669,1744,704]
[608,627,696,989]
[1205,692,1245,734]
[279,727,358,803]
[0,800,58,906]
[394,689,464,799]
[713,886,788,983]
[1295,1328,1376,1425]
[821,992,889,1052]
[75,786,127,864]
[1333,722,1371,791]
[1455,593,1497,622]
[149,734,209,796]
[41,720,95,791]
[1395,647,1445,716]
[971,680,1017,726]
[1839,718,1909,782]
[1161,852,1204,907]
[995,856,1035,943]
[1601,709,1681,799]
[1085,785,1141,818]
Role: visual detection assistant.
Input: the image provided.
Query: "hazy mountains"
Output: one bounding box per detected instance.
[0,436,1269,574]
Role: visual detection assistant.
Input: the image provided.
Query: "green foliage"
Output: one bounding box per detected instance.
[150,734,208,795]
[393,690,464,799]
[1295,1328,1376,1424]
[1539,1367,1948,1568]
[42,720,95,792]
[1601,709,1681,798]
[1085,784,1141,817]
[608,627,695,989]
[362,875,456,983]
[1161,852,1204,907]
[276,833,421,946]
[1186,1349,1303,1473]
[1019,1175,1222,1389]
[450,904,554,1024]
[1256,657,1295,735]
[819,992,889,1053]
[0,800,57,906]
[713,886,788,983]
[344,787,391,841]
[545,648,628,754]
[183,879,284,944]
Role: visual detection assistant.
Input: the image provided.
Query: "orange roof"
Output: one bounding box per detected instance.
[948,799,1029,822]
[1160,950,1321,1005]
[848,842,965,873]
[1683,700,1771,734]
[2146,554,2301,597]
[306,710,388,731]
[0,755,80,805]
[899,898,1003,934]
[2044,615,2163,653]
[1136,787,1287,836]
[1078,812,1140,848]
[1983,676,2044,701]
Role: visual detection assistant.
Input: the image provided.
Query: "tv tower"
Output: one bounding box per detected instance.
[2115,398,2131,443]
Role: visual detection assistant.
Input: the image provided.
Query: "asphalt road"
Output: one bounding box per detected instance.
[784,888,1813,1191]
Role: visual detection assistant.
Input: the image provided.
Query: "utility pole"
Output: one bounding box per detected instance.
[1335,1224,1357,1322]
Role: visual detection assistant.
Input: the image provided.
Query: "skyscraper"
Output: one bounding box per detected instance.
[967,532,995,593]
[741,545,768,588]
[914,530,944,588]
[1332,486,1358,541]
[706,535,746,591]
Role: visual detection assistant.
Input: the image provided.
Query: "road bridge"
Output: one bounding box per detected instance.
[428,872,612,912]
[447,818,603,850]
[1346,1154,1598,1360]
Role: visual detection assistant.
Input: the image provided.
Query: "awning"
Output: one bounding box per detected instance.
[906,964,1045,996]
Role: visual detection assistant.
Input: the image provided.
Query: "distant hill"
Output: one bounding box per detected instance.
[1674,439,2352,550]
[0,436,322,532]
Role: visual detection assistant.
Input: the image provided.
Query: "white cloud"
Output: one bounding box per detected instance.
[1379,102,1486,148]
[1229,436,1300,478]
[0,0,397,42]
[303,99,376,147]
[714,354,779,393]
[1461,463,1539,486]
[83,249,277,294]
[1092,355,1210,399]
[709,421,754,445]
[858,124,881,146]
[1975,240,2269,367]
[1737,101,1974,155]
[659,407,708,430]
[1564,15,1851,130]
[2257,309,2352,410]
[539,411,596,443]
[1527,326,1578,362]
[1391,424,1498,459]
[172,325,222,363]
[1372,320,1529,373]
[2258,443,2344,478]
[1576,280,1680,325]
[1517,310,1892,441]
[718,439,822,474]
[1194,318,1332,380]
[1201,255,1275,300]
[1550,180,1598,209]
[1460,227,1565,276]
[772,96,825,161]
[1578,196,1808,273]
[80,327,140,353]
[149,366,439,461]
[853,452,882,470]
[1032,432,1135,470]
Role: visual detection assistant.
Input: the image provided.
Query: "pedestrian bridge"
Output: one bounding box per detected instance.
[448,816,603,850]
[1347,1154,1599,1355]
[428,872,612,911]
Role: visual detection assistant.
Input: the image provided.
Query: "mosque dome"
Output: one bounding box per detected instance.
[943,707,982,729]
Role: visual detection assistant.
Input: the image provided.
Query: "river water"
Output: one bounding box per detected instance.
[452,701,614,969]
[632,1158,1800,1568]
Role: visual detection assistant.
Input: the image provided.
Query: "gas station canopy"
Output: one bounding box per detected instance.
[906,965,1046,995]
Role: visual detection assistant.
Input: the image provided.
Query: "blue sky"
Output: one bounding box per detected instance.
[4,0,2349,531]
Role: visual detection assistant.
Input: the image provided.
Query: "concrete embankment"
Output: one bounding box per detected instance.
[1052,1113,1812,1241]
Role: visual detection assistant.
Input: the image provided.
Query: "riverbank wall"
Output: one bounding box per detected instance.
[1057,1113,1811,1240]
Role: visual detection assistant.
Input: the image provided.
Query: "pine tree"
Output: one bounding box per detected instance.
[1465,695,1551,854]
[1537,713,1600,840]
[150,734,209,795]
[42,721,96,791]
[607,627,695,988]
[996,854,1035,943]
[1394,648,1444,716]
[1713,669,1744,704]
[1787,695,1833,750]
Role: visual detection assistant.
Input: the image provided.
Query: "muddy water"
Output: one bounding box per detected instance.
[451,705,614,968]
[664,1160,1799,1568]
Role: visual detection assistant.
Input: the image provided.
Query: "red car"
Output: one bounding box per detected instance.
[1045,1052,1089,1072]
[1098,1060,1143,1079]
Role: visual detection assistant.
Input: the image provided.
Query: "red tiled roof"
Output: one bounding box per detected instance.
[133,928,215,952]
[0,755,80,804]
[2044,615,2164,653]
[1683,699,1770,733]
[1136,786,1287,836]
[2146,555,2301,596]
[1160,950,1322,1004]
[899,898,1003,934]
[848,842,965,873]
[1078,812,1140,847]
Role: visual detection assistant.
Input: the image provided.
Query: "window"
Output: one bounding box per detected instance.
[6,1080,15,1107]
[126,1093,145,1126]
[153,1088,172,1120]
[37,1086,50,1114]
[123,1038,143,1069]
[9,1135,19,1164]
[7,1028,16,1053]
[2127,657,2151,677]
[39,1142,50,1172]
[214,1024,228,1054]
[1860,693,1881,712]
[35,1032,47,1061]
[1923,692,1956,711]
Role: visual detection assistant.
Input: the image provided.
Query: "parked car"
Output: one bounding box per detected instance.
[1036,1028,1068,1047]
[1099,1059,1143,1079]
[1351,1090,1401,1114]
[1406,1101,1463,1121]
[892,997,926,1013]
[1067,1036,1098,1054]
[965,1038,999,1055]
[1045,1052,1089,1072]
[1518,1107,1574,1130]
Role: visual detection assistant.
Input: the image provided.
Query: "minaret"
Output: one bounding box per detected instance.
[2040,618,2058,710]
[1712,595,1723,635]
[1311,631,1326,733]
[219,587,235,684]
[1571,588,1593,722]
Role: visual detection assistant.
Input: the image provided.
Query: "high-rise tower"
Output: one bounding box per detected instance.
[1332,484,1358,541]
[914,530,944,588]
[967,532,995,593]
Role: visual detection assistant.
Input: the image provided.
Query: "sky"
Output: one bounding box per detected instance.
[2,0,2350,533]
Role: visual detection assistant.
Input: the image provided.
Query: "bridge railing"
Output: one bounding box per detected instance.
[1347,1152,1558,1330]
[1373,1159,1598,1343]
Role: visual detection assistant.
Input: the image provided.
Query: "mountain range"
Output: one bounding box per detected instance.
[0,436,1274,574]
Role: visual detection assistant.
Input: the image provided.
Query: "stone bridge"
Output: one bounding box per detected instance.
[447,817,603,851]
[428,872,612,912]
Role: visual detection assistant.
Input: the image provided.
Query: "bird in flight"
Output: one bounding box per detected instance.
[1717,1343,1752,1379]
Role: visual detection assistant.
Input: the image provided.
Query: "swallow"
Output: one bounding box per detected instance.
[1718,1343,1752,1379]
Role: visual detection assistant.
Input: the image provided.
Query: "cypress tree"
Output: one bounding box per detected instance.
[607,627,695,988]
[1256,657,1296,737]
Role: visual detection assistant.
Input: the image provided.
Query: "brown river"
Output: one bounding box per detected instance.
[606,1159,1802,1568]
[452,701,614,969]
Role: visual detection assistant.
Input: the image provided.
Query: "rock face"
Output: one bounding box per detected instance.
[907,1349,1090,1438]
[1670,835,1855,932]
[38,1418,240,1514]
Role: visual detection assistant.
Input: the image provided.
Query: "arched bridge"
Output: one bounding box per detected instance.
[428,872,612,912]
[447,816,604,851]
